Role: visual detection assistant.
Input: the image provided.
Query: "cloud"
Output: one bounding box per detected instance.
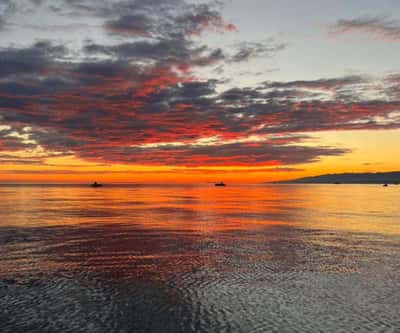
[0,1,399,169]
[0,41,67,77]
[83,39,223,69]
[105,14,155,36]
[384,74,400,100]
[103,2,236,37]
[0,0,16,31]
[42,0,236,38]
[75,141,349,167]
[0,166,304,175]
[231,39,286,62]
[0,126,37,152]
[329,16,400,41]
[80,1,231,77]
[263,76,364,91]
[0,156,45,165]
[1,51,400,167]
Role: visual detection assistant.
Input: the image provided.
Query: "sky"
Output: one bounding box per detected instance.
[0,0,400,183]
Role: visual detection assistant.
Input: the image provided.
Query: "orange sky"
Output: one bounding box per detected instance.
[1,129,399,184]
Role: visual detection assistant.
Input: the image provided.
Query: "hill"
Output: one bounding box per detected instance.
[275,172,400,184]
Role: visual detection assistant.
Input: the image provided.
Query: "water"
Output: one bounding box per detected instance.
[0,184,399,332]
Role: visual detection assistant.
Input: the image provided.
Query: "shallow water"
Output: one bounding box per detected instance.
[0,184,399,332]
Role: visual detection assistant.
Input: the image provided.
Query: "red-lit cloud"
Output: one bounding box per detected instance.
[0,1,400,168]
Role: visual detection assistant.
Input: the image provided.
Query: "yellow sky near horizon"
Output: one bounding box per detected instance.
[1,129,399,184]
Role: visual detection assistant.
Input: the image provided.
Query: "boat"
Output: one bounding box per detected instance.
[91,182,103,188]
[383,183,388,187]
[214,182,226,187]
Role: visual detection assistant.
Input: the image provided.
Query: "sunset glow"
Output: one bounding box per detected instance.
[1,0,400,183]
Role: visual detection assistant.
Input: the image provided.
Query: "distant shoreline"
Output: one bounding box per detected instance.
[273,171,400,184]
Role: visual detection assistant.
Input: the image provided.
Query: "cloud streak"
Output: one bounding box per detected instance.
[231,40,286,62]
[329,16,400,41]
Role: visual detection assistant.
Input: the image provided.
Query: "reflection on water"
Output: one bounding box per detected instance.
[0,184,399,332]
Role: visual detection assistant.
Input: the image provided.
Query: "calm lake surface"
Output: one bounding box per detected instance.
[1,184,399,332]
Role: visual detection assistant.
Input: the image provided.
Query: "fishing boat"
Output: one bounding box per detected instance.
[214,181,226,187]
[91,182,103,188]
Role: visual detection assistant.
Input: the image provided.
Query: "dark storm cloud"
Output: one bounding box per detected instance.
[329,16,400,41]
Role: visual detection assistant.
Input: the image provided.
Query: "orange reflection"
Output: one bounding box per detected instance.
[1,184,398,235]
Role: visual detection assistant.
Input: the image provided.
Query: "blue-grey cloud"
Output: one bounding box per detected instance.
[231,40,286,62]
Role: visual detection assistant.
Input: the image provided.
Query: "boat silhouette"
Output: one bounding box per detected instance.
[91,182,103,188]
[215,181,226,187]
